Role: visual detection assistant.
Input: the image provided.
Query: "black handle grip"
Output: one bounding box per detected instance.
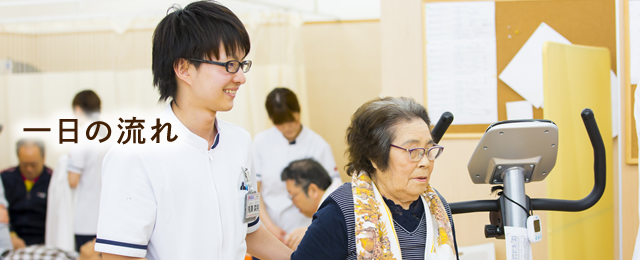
[431,112,454,144]
[450,199,499,214]
[530,108,606,211]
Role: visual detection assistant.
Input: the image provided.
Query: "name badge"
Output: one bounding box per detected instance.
[244,191,260,223]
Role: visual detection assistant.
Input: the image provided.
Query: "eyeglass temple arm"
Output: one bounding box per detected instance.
[431,111,454,144]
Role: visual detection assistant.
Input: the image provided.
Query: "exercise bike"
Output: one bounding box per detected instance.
[430,108,606,260]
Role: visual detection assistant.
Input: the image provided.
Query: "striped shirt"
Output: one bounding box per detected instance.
[291,183,458,260]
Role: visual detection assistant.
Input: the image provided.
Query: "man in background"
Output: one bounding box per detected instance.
[1,139,52,249]
[280,158,342,250]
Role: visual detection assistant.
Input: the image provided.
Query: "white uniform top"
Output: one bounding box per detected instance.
[95,105,260,259]
[67,122,109,235]
[253,126,339,233]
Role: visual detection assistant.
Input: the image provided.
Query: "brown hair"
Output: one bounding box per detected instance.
[72,90,101,114]
[265,87,301,124]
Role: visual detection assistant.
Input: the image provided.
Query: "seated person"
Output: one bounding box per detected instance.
[0,125,10,253]
[0,178,12,253]
[2,239,102,260]
[1,139,52,249]
[280,159,343,249]
[291,97,459,260]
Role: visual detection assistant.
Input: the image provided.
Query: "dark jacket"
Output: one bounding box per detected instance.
[1,166,52,246]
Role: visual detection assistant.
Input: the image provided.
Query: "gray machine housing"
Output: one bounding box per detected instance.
[467,120,559,185]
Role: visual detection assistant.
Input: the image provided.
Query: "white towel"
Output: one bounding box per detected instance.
[45,154,75,252]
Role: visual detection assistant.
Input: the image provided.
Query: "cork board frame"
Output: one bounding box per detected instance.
[422,0,616,139]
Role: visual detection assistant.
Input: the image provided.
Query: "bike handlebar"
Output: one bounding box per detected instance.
[448,108,606,214]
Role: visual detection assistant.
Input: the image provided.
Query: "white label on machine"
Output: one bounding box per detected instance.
[504,226,532,260]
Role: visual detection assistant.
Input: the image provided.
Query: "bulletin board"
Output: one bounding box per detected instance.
[423,0,616,137]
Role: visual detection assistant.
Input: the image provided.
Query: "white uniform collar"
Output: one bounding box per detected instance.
[160,104,221,151]
[286,125,308,145]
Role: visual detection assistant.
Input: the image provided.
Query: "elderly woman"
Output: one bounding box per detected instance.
[291,97,458,260]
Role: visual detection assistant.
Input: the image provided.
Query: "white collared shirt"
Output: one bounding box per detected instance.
[253,126,339,233]
[95,104,259,259]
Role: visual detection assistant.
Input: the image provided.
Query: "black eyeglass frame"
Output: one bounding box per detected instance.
[287,182,311,200]
[390,144,444,162]
[188,58,252,73]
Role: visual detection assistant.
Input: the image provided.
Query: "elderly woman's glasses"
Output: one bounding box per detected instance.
[188,58,252,73]
[390,144,444,162]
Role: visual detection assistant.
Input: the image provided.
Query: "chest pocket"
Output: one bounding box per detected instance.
[28,188,48,207]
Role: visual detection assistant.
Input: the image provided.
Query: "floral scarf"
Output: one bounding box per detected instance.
[352,171,456,260]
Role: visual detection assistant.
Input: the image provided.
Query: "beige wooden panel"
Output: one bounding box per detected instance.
[302,21,382,181]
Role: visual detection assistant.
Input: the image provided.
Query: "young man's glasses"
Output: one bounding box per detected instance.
[390,144,444,162]
[188,58,252,73]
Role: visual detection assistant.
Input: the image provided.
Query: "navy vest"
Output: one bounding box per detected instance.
[1,166,52,246]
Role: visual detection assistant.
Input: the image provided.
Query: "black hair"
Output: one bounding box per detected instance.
[345,97,431,176]
[152,1,251,102]
[72,90,101,114]
[265,87,301,124]
[281,158,332,194]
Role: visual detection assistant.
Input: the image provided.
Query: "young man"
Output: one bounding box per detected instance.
[254,88,340,242]
[67,90,108,252]
[94,2,291,259]
[280,159,342,250]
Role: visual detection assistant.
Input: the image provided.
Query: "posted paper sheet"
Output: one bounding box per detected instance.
[504,226,532,260]
[499,22,570,109]
[506,101,533,120]
[425,1,497,125]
